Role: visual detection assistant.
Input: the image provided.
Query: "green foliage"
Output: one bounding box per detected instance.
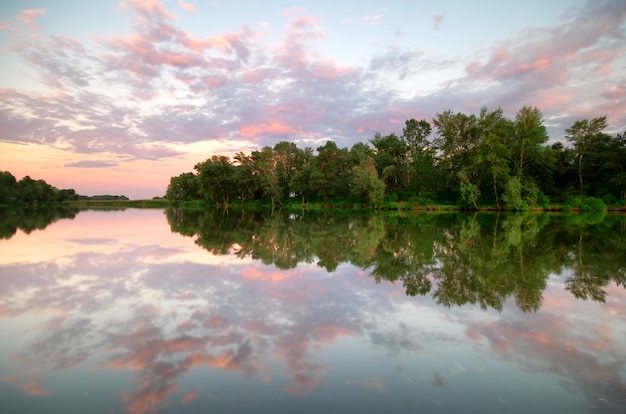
[352,157,385,208]
[458,172,480,208]
[565,115,609,191]
[0,171,79,205]
[166,172,200,202]
[563,196,607,212]
[502,175,528,211]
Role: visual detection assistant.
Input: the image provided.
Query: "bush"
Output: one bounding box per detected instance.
[564,196,607,212]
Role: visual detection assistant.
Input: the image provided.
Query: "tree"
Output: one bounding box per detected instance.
[513,106,549,178]
[290,147,315,205]
[352,156,385,207]
[272,141,300,200]
[195,155,236,204]
[310,141,351,201]
[57,188,79,202]
[403,118,432,150]
[0,171,17,204]
[370,132,409,196]
[565,115,608,192]
[402,119,437,197]
[433,110,480,203]
[474,107,511,209]
[251,147,281,206]
[166,172,200,202]
[233,151,259,204]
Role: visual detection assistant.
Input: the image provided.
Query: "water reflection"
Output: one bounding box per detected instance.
[0,205,79,239]
[0,209,624,414]
[167,208,626,312]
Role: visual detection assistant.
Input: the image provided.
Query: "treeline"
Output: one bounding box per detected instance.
[166,106,626,210]
[77,195,129,200]
[0,171,132,206]
[0,171,79,205]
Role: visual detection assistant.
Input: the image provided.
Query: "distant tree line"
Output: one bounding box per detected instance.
[166,106,626,210]
[0,171,130,205]
[77,195,129,201]
[0,171,79,205]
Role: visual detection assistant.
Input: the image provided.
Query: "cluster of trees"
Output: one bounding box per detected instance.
[167,106,625,209]
[167,208,626,312]
[0,171,79,205]
[0,171,132,206]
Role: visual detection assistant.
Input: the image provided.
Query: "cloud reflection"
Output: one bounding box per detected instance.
[0,210,624,413]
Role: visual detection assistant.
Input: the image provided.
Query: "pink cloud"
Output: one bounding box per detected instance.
[23,379,51,396]
[272,10,325,71]
[292,15,319,28]
[603,84,626,100]
[16,9,47,25]
[181,391,198,403]
[281,7,309,18]
[180,34,231,52]
[309,60,356,79]
[241,266,295,281]
[200,75,228,88]
[178,0,196,13]
[3,374,51,397]
[240,123,300,138]
[310,325,358,343]
[120,0,173,20]
[465,1,626,89]
[240,67,279,84]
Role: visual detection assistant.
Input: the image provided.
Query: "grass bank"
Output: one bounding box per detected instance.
[64,199,170,209]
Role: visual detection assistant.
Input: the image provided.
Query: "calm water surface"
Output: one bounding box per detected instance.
[0,208,625,414]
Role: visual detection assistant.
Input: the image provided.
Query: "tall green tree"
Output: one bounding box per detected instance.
[352,156,385,207]
[233,151,259,204]
[166,172,200,202]
[370,132,409,196]
[272,141,301,199]
[403,118,432,150]
[474,107,511,209]
[0,171,17,204]
[402,119,437,198]
[252,147,281,206]
[512,106,549,178]
[310,141,351,201]
[565,115,608,192]
[433,110,480,203]
[195,155,236,204]
[290,147,315,205]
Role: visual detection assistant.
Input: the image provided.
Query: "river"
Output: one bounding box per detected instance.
[0,208,624,413]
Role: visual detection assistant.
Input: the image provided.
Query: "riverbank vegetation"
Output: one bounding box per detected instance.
[166,107,625,211]
[0,170,142,208]
[0,171,80,206]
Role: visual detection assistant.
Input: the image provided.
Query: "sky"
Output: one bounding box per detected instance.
[1,0,625,199]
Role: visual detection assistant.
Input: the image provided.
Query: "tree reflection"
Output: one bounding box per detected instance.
[0,205,79,239]
[167,208,626,312]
